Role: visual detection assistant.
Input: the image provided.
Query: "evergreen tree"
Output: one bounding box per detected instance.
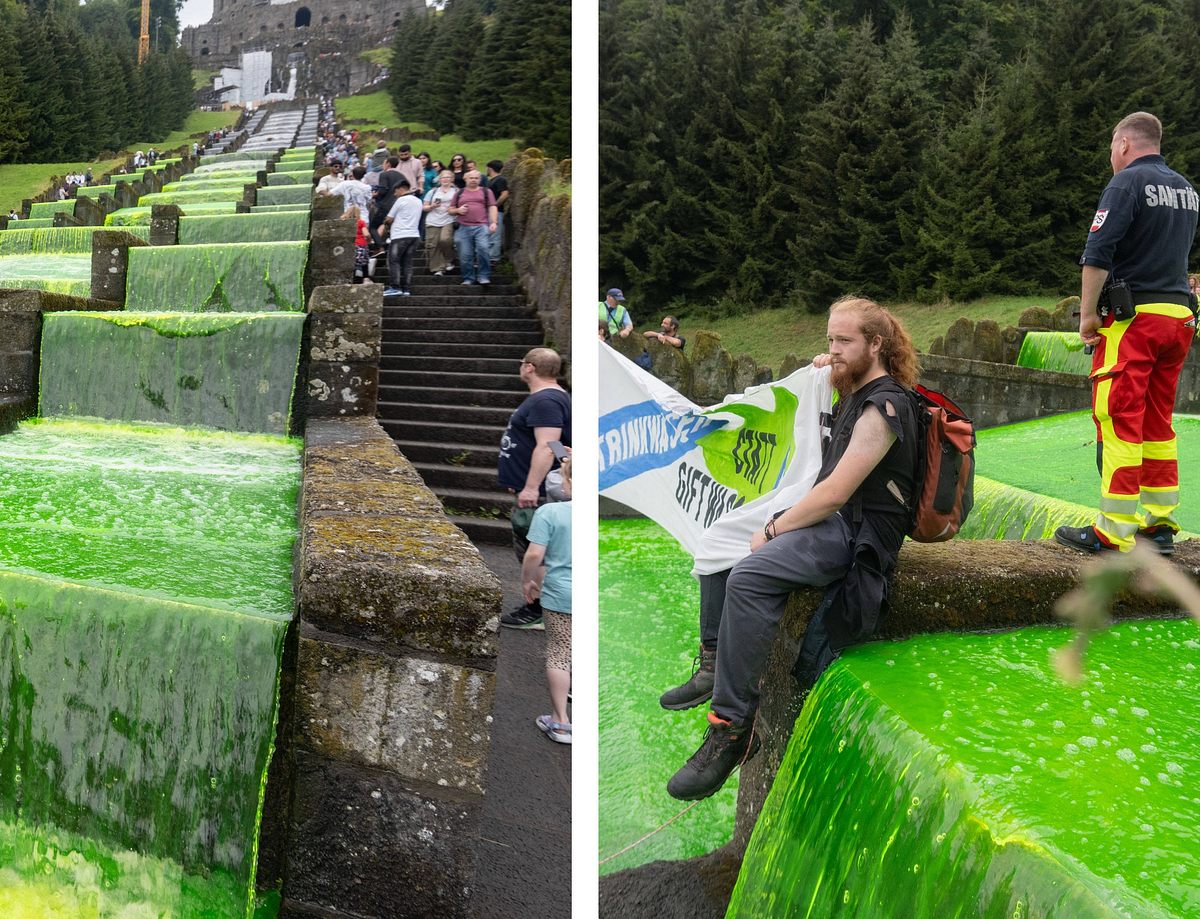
[505,0,570,157]
[17,14,71,160]
[0,19,30,163]
[426,0,485,134]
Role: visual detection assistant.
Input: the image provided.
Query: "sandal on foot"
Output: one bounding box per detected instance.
[536,715,572,745]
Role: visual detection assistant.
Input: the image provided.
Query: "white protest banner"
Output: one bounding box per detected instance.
[598,342,832,574]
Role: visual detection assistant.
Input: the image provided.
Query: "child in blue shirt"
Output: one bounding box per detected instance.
[523,454,573,744]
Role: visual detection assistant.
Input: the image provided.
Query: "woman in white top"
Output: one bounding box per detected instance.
[423,170,459,275]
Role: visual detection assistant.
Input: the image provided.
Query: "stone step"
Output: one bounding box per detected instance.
[381,329,544,345]
[381,294,526,308]
[380,368,525,392]
[377,400,514,426]
[389,283,523,296]
[378,355,521,375]
[447,513,512,547]
[380,417,506,446]
[436,486,513,517]
[382,305,534,320]
[378,385,525,408]
[378,341,532,359]
[391,439,498,468]
[415,461,499,491]
[381,317,541,333]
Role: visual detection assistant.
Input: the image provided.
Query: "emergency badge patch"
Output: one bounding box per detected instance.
[1090,209,1109,231]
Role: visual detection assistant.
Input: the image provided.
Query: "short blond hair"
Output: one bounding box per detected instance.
[524,347,561,379]
[1114,112,1162,149]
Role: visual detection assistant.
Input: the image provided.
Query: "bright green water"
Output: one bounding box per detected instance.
[0,255,90,296]
[74,184,120,199]
[272,163,315,174]
[977,412,1200,534]
[251,204,312,214]
[179,213,309,245]
[265,172,312,186]
[125,242,308,313]
[7,219,54,229]
[27,202,73,219]
[139,189,248,206]
[0,226,148,256]
[39,312,305,434]
[598,518,738,875]
[255,186,311,207]
[0,418,299,916]
[728,619,1200,917]
[167,178,255,192]
[200,152,270,165]
[1017,331,1092,375]
[105,203,239,227]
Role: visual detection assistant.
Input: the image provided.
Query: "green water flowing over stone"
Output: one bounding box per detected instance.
[125,242,308,313]
[1017,331,1092,375]
[167,177,255,191]
[251,204,312,214]
[201,152,272,164]
[106,203,239,226]
[179,213,309,245]
[0,418,299,916]
[265,172,313,186]
[27,201,73,219]
[272,162,315,174]
[193,163,268,177]
[0,256,90,296]
[728,620,1200,917]
[599,518,737,875]
[255,185,311,207]
[961,475,1095,539]
[0,225,148,256]
[2,218,54,229]
[74,184,120,199]
[139,189,249,206]
[39,312,305,434]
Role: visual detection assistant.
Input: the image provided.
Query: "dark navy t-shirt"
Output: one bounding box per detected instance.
[497,388,572,492]
[1080,153,1199,293]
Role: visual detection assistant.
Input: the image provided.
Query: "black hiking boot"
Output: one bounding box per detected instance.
[1054,524,1118,554]
[666,712,759,801]
[659,644,716,711]
[1136,525,1175,556]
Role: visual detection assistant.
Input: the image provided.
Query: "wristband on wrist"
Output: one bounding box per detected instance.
[764,519,777,541]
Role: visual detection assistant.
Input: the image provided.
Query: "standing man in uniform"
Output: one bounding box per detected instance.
[599,288,633,338]
[498,348,572,629]
[1055,112,1199,556]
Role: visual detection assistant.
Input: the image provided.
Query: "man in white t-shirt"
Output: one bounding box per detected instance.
[330,166,372,214]
[381,178,423,296]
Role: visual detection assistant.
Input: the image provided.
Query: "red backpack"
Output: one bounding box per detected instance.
[908,384,975,542]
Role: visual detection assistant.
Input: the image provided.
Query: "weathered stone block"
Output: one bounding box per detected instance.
[73,194,107,226]
[91,230,150,303]
[149,204,183,246]
[284,752,479,919]
[929,335,945,355]
[308,312,381,362]
[1051,295,1080,332]
[308,284,382,315]
[295,635,494,792]
[753,366,773,386]
[304,361,379,417]
[972,319,1003,364]
[0,352,33,392]
[690,331,734,405]
[0,312,37,353]
[732,354,757,393]
[778,353,802,378]
[302,475,442,519]
[1019,305,1053,328]
[645,339,690,393]
[943,317,975,359]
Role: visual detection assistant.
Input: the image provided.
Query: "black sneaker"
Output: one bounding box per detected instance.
[1054,525,1118,554]
[667,714,759,801]
[659,644,716,711]
[500,605,544,631]
[1136,525,1175,556]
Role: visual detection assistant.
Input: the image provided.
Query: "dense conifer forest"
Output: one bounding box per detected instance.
[599,0,1200,314]
[388,0,571,159]
[0,0,196,164]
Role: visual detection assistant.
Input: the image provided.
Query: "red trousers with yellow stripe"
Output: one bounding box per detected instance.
[1090,302,1195,550]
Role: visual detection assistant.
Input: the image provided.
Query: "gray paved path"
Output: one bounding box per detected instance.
[474,543,572,917]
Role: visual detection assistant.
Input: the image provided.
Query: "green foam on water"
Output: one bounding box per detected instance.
[125,242,308,312]
[105,203,239,226]
[728,620,1200,917]
[978,412,1200,534]
[179,212,310,245]
[0,226,148,257]
[27,201,73,219]
[598,517,737,875]
[1017,331,1092,375]
[255,185,311,207]
[0,254,90,296]
[194,162,269,176]
[962,474,1096,539]
[39,312,305,434]
[0,418,299,916]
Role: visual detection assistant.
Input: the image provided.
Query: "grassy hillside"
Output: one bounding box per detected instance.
[644,295,1060,368]
[0,110,242,214]
[335,91,520,166]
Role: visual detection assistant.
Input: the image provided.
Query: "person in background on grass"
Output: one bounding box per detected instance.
[600,288,633,338]
[524,453,573,745]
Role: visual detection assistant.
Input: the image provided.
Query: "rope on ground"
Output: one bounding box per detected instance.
[598,799,703,867]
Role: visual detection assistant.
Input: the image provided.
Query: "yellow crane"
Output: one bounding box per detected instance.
[137,0,150,63]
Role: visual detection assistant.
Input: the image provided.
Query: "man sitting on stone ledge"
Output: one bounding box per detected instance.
[665,297,921,800]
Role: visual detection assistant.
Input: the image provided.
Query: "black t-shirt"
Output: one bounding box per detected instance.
[489,175,509,211]
[374,170,405,205]
[1080,153,1199,293]
[497,388,572,492]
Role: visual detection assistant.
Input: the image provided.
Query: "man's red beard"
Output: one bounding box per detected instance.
[830,351,874,395]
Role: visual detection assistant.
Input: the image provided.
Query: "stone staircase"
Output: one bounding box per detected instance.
[372,249,542,546]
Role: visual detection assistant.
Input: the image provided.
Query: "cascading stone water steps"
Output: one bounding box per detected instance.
[372,253,542,546]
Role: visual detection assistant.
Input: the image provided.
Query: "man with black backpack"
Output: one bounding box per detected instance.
[664,297,923,801]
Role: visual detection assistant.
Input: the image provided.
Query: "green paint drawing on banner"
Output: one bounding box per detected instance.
[697,386,799,501]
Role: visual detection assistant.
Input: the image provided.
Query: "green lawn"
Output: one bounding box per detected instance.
[334,91,520,168]
[121,109,243,157]
[661,295,1057,367]
[360,47,391,66]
